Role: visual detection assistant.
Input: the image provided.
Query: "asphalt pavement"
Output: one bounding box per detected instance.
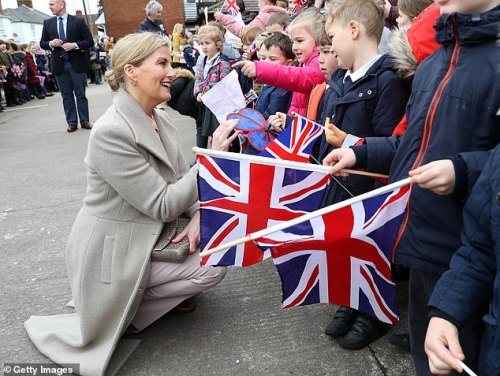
[0,83,415,375]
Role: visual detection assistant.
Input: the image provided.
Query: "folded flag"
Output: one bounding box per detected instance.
[197,154,330,267]
[264,184,411,324]
[221,0,244,24]
[260,114,323,163]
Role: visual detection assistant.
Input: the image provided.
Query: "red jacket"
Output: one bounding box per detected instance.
[25,52,40,85]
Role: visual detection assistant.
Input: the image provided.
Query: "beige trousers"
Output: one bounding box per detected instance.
[131,253,226,330]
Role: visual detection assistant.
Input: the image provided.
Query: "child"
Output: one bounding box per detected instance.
[319,0,409,350]
[265,12,290,32]
[396,0,433,27]
[240,33,295,155]
[234,7,325,117]
[323,0,499,373]
[254,32,294,119]
[423,145,500,375]
[193,25,232,148]
[215,0,289,38]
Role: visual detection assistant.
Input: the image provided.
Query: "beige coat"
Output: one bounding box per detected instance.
[24,89,200,376]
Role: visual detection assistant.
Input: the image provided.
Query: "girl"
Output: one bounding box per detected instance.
[234,7,325,118]
[193,25,232,148]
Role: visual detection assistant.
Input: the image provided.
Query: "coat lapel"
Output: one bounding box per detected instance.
[113,89,175,174]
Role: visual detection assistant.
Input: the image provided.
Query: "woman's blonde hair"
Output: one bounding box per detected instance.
[173,23,184,35]
[105,32,169,91]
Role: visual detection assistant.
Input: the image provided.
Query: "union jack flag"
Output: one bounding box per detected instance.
[290,0,307,15]
[260,114,323,163]
[265,184,411,323]
[197,154,330,267]
[221,0,240,16]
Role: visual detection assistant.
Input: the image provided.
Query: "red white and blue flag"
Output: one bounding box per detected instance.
[221,0,240,16]
[260,115,323,163]
[290,0,307,15]
[265,185,411,323]
[197,155,330,267]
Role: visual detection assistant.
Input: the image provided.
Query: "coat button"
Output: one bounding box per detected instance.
[367,90,372,95]
[359,93,363,97]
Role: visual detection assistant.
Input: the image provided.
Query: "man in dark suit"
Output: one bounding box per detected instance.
[40,0,93,133]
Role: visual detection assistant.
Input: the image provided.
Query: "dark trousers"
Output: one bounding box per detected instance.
[55,61,89,125]
[409,269,483,375]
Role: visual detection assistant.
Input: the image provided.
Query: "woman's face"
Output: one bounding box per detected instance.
[131,46,176,105]
[151,10,162,21]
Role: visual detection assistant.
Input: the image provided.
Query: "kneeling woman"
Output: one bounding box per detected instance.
[24,32,238,376]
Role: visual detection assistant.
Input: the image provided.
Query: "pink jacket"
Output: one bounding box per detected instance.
[218,5,288,38]
[254,49,325,116]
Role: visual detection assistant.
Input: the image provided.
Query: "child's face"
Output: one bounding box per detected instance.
[29,44,38,54]
[396,11,412,27]
[326,20,355,71]
[199,35,220,58]
[434,0,497,14]
[258,45,268,61]
[318,45,338,80]
[260,45,292,65]
[265,23,284,33]
[290,27,316,64]
[242,42,251,53]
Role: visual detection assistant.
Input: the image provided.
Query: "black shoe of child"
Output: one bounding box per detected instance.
[336,312,389,350]
[388,333,411,352]
[324,306,358,337]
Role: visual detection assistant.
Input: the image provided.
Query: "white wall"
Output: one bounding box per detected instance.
[11,22,44,43]
[0,16,14,40]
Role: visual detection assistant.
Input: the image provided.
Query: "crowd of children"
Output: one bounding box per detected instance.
[165,0,499,374]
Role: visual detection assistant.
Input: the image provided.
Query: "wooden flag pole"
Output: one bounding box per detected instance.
[192,147,389,179]
[198,177,412,258]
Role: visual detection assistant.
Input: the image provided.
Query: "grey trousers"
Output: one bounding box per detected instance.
[131,252,226,330]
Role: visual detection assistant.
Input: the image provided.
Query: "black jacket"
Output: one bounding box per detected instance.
[168,70,199,120]
[40,15,93,75]
[353,7,500,275]
[139,18,167,36]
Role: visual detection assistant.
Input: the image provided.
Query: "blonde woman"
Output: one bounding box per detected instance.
[171,22,185,67]
[24,32,238,376]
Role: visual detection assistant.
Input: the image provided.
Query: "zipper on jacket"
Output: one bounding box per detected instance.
[392,21,461,262]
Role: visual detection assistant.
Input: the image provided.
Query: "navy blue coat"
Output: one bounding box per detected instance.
[317,54,409,204]
[255,84,292,120]
[40,15,93,75]
[429,145,500,374]
[353,7,500,275]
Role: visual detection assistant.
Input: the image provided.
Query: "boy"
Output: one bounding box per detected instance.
[324,0,499,373]
[265,12,290,32]
[319,0,409,350]
[255,32,294,120]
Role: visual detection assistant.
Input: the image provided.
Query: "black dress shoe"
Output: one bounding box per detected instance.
[325,306,358,337]
[45,92,54,97]
[336,312,389,350]
[67,124,77,133]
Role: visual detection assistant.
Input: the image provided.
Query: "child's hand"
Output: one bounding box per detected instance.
[268,112,287,133]
[232,60,257,78]
[196,93,203,103]
[409,160,456,195]
[325,122,347,148]
[214,11,223,21]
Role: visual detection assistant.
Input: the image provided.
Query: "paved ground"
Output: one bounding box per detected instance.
[0,84,415,375]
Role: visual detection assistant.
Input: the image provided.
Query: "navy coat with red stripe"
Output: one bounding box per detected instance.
[353,6,500,275]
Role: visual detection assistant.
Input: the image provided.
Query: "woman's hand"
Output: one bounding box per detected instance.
[211,119,240,151]
[172,211,200,254]
[267,112,287,133]
[325,122,347,148]
[425,317,465,374]
[409,160,456,195]
[232,60,257,78]
[322,148,357,176]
